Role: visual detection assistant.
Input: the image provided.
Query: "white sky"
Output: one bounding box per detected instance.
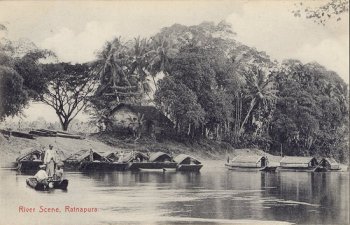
[0,0,348,123]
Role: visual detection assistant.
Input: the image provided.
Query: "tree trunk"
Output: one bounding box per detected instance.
[57,113,72,131]
[238,97,256,136]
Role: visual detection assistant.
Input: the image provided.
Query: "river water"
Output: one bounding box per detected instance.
[0,161,348,225]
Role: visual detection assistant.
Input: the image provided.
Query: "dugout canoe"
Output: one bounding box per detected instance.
[26,177,68,191]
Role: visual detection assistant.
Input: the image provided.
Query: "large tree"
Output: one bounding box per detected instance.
[40,63,97,131]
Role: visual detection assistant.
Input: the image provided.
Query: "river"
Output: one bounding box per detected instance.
[0,161,348,225]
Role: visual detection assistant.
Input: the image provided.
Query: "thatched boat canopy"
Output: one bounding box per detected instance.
[174,154,201,165]
[149,152,173,162]
[280,156,318,168]
[319,158,340,170]
[122,151,149,163]
[229,155,268,168]
[65,149,107,162]
[16,148,43,161]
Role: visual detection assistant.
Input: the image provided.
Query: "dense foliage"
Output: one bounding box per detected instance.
[1,21,348,162]
[90,22,348,162]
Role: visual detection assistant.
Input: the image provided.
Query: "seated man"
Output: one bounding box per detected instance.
[34,165,49,186]
[54,165,64,181]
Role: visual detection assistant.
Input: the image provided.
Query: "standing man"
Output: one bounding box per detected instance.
[44,144,57,177]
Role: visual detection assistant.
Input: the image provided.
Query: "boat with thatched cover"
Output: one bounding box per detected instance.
[278,156,322,172]
[127,151,177,171]
[174,154,203,172]
[319,158,341,171]
[15,148,44,171]
[225,155,275,171]
[103,152,128,171]
[64,149,111,171]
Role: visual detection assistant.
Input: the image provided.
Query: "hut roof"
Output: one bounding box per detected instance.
[16,148,43,161]
[280,156,316,164]
[110,103,173,127]
[149,151,172,162]
[231,155,267,164]
[174,154,201,164]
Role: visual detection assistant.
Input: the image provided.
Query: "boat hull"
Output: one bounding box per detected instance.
[17,160,43,171]
[225,163,261,170]
[127,162,177,171]
[26,177,68,191]
[176,164,203,172]
[277,167,326,172]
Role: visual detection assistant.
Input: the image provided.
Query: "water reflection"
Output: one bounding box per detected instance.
[0,163,348,225]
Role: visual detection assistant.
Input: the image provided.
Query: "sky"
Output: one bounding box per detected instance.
[0,0,349,123]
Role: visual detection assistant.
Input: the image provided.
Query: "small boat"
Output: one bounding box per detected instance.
[225,155,270,171]
[128,152,177,171]
[15,148,44,171]
[64,149,114,171]
[319,158,341,171]
[26,177,68,191]
[278,156,322,172]
[174,154,203,172]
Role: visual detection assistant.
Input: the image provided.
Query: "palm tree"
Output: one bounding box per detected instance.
[238,68,277,136]
[148,35,179,90]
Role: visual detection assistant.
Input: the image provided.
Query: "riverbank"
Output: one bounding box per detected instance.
[0,133,280,168]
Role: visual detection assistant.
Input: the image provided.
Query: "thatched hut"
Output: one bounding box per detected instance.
[107,103,174,137]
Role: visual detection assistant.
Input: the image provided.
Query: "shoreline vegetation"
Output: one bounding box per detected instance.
[1,21,348,165]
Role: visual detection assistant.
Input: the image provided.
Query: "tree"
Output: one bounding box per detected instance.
[40,63,97,131]
[0,66,28,120]
[238,68,277,136]
[292,0,349,25]
[270,60,348,161]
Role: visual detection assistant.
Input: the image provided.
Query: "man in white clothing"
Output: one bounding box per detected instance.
[44,144,57,177]
[35,165,49,186]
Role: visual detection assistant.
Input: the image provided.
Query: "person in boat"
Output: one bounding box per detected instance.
[44,144,58,177]
[118,151,124,162]
[34,165,49,186]
[54,164,64,181]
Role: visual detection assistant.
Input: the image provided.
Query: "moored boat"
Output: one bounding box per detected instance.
[319,157,341,171]
[64,149,112,171]
[15,148,44,171]
[128,152,177,171]
[26,177,68,191]
[278,156,322,172]
[174,154,203,172]
[225,155,271,171]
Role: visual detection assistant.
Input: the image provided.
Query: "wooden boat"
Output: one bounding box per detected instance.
[278,156,322,172]
[225,155,271,171]
[15,148,44,171]
[103,152,129,171]
[64,149,113,171]
[127,152,177,171]
[174,154,203,172]
[319,158,341,171]
[26,177,68,191]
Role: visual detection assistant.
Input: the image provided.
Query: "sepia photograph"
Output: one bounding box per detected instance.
[0,1,349,224]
